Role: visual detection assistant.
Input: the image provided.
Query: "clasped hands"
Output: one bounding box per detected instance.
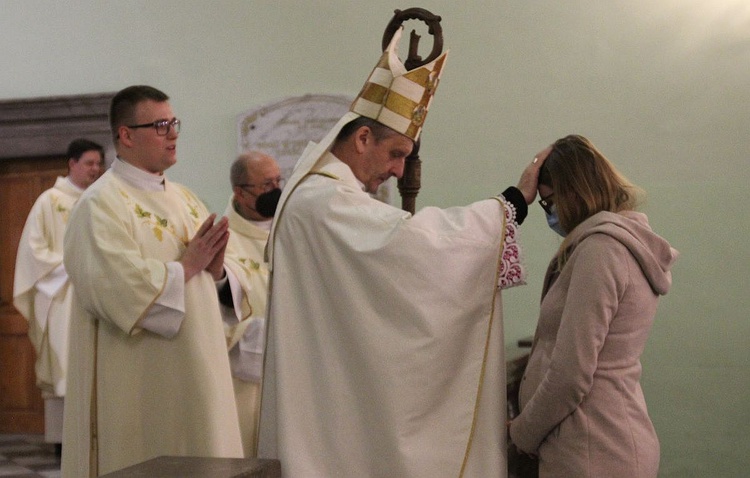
[180,213,229,282]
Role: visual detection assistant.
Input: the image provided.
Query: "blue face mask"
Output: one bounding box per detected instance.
[545,205,567,237]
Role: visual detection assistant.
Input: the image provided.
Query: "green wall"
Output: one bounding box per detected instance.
[2,1,748,475]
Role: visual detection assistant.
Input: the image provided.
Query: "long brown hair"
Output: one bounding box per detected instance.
[539,135,644,267]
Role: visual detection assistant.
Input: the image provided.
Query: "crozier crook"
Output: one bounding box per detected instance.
[381,8,444,214]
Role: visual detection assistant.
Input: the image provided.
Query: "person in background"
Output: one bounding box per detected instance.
[258,27,550,477]
[61,85,253,477]
[13,138,104,454]
[221,151,283,457]
[509,134,679,477]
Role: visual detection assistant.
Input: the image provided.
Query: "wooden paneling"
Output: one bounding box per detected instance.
[0,158,67,433]
[0,92,112,434]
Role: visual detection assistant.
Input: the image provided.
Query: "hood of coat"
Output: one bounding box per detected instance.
[566,210,679,295]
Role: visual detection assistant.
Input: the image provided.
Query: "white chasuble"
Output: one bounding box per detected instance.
[62,169,243,477]
[259,139,525,477]
[223,197,271,456]
[14,177,81,398]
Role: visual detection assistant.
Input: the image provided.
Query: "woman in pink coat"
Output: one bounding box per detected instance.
[509,135,678,477]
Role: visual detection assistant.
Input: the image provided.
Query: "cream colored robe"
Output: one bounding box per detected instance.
[62,167,244,477]
[14,177,80,399]
[223,198,270,457]
[259,113,525,478]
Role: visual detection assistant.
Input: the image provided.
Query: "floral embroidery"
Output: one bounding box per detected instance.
[135,204,151,219]
[119,188,182,243]
[174,187,209,242]
[496,195,525,290]
[176,188,203,227]
[240,258,261,271]
[50,195,71,223]
[188,204,199,219]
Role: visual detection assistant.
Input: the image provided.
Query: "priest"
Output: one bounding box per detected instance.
[221,151,283,457]
[13,138,103,451]
[258,28,550,477]
[62,85,251,477]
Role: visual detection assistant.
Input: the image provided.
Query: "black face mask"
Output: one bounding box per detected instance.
[255,188,282,218]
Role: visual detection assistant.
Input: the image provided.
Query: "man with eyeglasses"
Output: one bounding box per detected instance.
[13,138,104,456]
[220,151,283,457]
[61,85,251,477]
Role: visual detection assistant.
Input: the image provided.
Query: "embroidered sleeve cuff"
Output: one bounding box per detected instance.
[495,195,527,290]
[501,186,527,225]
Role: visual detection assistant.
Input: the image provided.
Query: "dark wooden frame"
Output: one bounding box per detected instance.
[0,92,115,160]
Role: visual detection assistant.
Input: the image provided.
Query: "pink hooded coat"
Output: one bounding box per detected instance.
[510,210,678,478]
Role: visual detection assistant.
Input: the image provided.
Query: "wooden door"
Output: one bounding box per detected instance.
[0,156,68,433]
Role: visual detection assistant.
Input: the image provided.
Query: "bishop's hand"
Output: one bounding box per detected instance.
[516,145,552,205]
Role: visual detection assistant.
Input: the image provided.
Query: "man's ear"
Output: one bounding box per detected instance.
[353,126,370,154]
[117,125,133,147]
[232,186,245,200]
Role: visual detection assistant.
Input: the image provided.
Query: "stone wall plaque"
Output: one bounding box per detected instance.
[237,94,394,204]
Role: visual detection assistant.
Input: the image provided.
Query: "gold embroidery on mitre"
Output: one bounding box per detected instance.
[350,27,448,141]
[358,82,389,107]
[384,90,418,119]
[426,66,441,95]
[412,104,426,126]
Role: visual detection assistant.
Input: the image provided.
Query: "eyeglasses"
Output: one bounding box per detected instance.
[538,193,555,215]
[238,177,286,194]
[126,118,181,136]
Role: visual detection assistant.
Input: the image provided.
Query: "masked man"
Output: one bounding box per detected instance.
[221,151,283,457]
